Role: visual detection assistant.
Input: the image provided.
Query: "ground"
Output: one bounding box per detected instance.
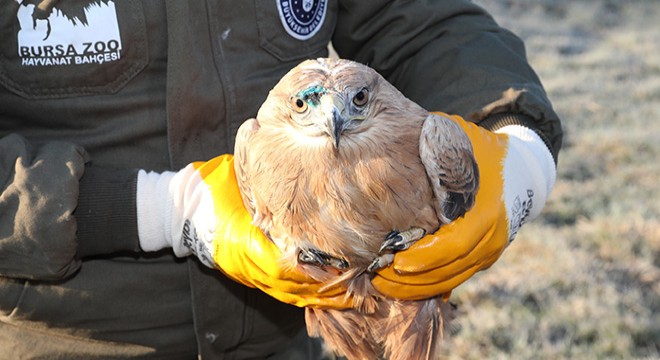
[442,1,659,358]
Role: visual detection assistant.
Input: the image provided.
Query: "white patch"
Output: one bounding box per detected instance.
[276,0,327,41]
[221,27,231,40]
[16,1,122,67]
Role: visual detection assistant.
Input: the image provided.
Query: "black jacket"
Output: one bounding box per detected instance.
[0,1,561,358]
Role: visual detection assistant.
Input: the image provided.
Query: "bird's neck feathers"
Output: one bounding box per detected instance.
[255,116,438,251]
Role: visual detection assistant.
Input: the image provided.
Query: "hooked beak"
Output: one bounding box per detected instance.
[320,94,346,148]
[331,107,345,148]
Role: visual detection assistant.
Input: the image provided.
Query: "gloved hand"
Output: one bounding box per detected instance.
[0,134,87,280]
[372,113,556,300]
[136,155,351,309]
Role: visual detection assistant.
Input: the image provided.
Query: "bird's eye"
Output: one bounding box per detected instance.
[291,97,308,113]
[353,88,369,107]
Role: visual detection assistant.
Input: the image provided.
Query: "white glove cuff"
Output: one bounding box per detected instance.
[136,170,177,253]
[496,125,557,243]
[136,166,217,266]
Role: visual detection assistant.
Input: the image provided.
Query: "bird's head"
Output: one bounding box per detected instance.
[290,83,370,148]
[260,58,401,150]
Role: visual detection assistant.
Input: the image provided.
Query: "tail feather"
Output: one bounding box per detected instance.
[306,307,383,359]
[306,296,453,360]
[381,297,452,360]
[344,273,381,314]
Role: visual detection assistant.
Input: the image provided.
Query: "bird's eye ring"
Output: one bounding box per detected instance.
[353,88,369,107]
[291,97,308,113]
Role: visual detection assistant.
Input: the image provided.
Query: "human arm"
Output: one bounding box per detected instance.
[0,133,350,307]
[0,133,142,280]
[0,134,86,280]
[373,113,556,299]
[136,155,351,308]
[333,0,561,158]
[333,0,561,297]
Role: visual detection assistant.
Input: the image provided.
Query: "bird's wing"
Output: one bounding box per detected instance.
[419,113,479,224]
[234,118,260,218]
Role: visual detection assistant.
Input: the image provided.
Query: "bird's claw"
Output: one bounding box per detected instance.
[379,228,426,253]
[298,248,349,270]
[367,227,426,273]
[367,254,394,273]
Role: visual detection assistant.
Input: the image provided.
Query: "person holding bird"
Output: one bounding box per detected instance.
[0,1,560,358]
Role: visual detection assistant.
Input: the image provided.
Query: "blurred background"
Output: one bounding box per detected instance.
[442,0,659,358]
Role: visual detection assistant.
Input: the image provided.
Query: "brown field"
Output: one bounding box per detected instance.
[442,0,659,358]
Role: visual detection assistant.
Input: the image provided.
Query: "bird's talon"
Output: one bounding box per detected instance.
[379,227,426,253]
[379,233,404,253]
[298,248,349,270]
[385,230,400,241]
[367,259,381,273]
[367,254,394,273]
[298,248,323,266]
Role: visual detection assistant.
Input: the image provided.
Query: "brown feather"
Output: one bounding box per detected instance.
[235,58,478,360]
[420,114,480,223]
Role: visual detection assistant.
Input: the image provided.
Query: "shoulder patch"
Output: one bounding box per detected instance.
[276,0,327,41]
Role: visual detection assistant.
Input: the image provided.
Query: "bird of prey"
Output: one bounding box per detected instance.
[235,58,479,360]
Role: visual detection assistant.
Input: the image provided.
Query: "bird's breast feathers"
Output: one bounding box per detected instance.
[246,126,439,265]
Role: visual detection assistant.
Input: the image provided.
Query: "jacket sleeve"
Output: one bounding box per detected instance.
[0,134,140,281]
[75,163,141,258]
[333,0,562,161]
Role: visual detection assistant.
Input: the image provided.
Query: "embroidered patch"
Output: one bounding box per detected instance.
[276,0,327,40]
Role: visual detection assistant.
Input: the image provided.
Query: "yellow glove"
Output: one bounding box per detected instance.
[136,155,351,309]
[372,113,556,300]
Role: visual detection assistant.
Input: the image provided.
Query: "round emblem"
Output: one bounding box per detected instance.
[276,0,328,41]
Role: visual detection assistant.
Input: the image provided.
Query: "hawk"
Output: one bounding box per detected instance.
[235,58,479,360]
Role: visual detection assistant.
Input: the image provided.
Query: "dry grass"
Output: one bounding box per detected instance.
[441,0,660,358]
